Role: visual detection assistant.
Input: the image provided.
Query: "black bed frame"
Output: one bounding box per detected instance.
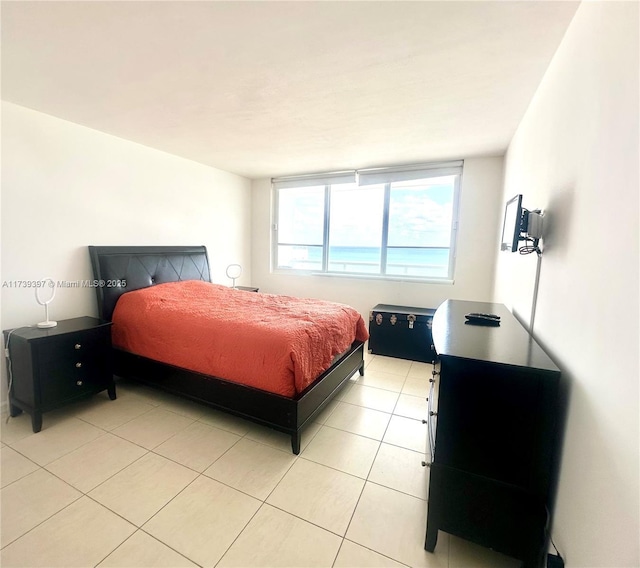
[88,245,365,454]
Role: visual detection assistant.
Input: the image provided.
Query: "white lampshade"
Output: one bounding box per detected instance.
[35,277,57,328]
[226,264,242,288]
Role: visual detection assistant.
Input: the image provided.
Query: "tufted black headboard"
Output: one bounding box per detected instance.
[88,245,211,321]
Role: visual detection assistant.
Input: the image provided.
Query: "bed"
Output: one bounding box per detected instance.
[88,245,367,454]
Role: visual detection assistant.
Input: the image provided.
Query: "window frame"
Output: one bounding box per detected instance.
[272,162,462,283]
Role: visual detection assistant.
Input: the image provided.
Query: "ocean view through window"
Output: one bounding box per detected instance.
[273,162,462,281]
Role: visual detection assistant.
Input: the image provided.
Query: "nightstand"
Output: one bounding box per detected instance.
[3,317,115,432]
[235,286,259,292]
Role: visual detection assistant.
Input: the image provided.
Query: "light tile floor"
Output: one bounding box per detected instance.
[1,354,521,568]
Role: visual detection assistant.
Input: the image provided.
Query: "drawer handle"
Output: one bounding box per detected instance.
[75,362,82,368]
[75,344,82,350]
[76,380,83,386]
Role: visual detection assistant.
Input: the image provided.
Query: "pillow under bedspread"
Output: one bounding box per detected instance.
[111,280,369,398]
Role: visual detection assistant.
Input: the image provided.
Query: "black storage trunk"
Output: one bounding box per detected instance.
[368,304,436,363]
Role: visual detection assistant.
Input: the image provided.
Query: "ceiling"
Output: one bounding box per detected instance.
[1,1,579,180]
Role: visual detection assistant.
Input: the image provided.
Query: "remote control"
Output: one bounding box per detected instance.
[464,313,501,326]
[465,312,500,320]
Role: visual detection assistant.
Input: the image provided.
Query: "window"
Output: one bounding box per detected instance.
[276,185,325,271]
[273,162,462,281]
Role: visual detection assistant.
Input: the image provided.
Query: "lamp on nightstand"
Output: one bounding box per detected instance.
[226,264,242,289]
[35,277,57,328]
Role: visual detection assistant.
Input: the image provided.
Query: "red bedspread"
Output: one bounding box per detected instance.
[112,280,369,397]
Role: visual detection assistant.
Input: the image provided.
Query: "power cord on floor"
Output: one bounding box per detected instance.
[546,536,565,567]
[3,326,31,424]
[544,506,565,568]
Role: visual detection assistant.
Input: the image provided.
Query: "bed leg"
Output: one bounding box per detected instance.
[359,362,365,376]
[291,432,301,455]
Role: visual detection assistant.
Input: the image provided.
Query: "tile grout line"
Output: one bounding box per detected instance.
[336,362,412,564]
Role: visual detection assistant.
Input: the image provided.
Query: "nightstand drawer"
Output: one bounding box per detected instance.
[38,327,110,365]
[39,350,112,406]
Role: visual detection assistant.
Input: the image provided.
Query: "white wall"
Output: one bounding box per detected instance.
[494,2,639,566]
[251,156,504,322]
[1,102,252,403]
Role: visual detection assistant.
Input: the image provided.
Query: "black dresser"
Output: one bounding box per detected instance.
[4,317,115,432]
[425,300,561,568]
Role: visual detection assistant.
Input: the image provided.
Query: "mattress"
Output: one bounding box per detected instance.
[111,280,369,397]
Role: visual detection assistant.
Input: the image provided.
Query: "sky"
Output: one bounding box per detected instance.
[278,176,455,249]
